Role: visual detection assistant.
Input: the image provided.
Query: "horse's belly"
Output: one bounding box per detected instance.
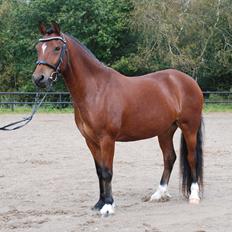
[116,116,174,142]
[116,132,159,142]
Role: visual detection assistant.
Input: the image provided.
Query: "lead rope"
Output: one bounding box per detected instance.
[0,89,49,131]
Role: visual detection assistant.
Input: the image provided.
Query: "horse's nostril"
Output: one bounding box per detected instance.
[34,75,46,86]
[38,75,45,82]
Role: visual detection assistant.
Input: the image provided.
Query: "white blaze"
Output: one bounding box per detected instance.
[42,43,47,54]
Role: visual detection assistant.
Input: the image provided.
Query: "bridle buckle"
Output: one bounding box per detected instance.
[50,72,58,82]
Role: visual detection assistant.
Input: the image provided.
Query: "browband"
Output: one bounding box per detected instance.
[39,36,66,44]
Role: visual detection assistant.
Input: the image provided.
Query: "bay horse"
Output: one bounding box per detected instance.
[32,22,204,215]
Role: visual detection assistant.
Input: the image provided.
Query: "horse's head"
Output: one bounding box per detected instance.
[32,22,67,89]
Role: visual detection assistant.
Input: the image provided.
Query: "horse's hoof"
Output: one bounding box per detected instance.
[100,203,115,216]
[150,193,171,202]
[189,197,200,204]
[149,184,171,202]
[92,199,105,211]
[189,183,200,204]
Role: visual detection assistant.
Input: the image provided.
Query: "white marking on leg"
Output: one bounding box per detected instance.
[189,183,200,204]
[42,43,47,54]
[150,184,171,202]
[100,202,115,215]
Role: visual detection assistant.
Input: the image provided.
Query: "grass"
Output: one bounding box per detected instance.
[0,104,232,114]
[0,106,73,114]
[203,104,232,112]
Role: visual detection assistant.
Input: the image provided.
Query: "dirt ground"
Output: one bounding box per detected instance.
[0,112,232,232]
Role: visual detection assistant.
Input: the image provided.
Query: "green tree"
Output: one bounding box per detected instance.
[0,0,19,91]
[1,0,232,92]
[0,0,137,91]
[131,0,232,90]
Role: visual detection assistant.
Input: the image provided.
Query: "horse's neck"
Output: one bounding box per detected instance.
[62,36,109,107]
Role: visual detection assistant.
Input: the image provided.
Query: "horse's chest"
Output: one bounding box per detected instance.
[75,111,96,141]
[82,122,95,138]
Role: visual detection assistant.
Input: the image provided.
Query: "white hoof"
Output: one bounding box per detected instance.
[189,197,200,204]
[100,203,115,216]
[150,185,171,202]
[189,183,200,204]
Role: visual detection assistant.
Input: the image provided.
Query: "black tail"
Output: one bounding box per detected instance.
[180,118,204,197]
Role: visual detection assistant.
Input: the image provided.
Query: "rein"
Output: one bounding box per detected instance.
[0,90,48,131]
[0,35,67,131]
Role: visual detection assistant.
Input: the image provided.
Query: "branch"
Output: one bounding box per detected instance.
[191,0,221,80]
[198,0,221,61]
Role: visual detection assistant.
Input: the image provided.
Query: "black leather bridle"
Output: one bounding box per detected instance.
[36,35,67,82]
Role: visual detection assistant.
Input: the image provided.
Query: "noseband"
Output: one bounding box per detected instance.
[36,36,67,82]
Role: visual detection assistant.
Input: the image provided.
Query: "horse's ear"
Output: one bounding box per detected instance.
[52,21,60,35]
[39,22,46,35]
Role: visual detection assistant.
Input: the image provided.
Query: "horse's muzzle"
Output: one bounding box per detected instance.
[32,74,53,89]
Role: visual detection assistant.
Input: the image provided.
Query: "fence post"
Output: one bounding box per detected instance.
[11,94,15,112]
[59,93,62,109]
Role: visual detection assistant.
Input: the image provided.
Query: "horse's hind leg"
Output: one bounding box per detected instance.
[179,118,203,204]
[150,124,177,202]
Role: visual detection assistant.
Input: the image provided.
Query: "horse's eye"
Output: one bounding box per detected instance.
[54,46,61,51]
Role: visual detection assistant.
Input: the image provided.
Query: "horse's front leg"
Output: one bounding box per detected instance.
[86,137,115,215]
[85,140,105,210]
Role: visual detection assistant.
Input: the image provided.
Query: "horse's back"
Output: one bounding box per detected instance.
[125,68,203,113]
[116,68,203,109]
